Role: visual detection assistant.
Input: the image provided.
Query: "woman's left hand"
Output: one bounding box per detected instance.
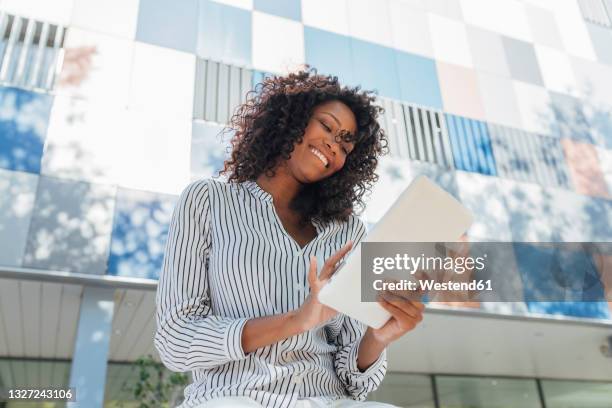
[369,289,425,346]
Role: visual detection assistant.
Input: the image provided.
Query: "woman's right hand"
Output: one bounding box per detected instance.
[293,241,354,332]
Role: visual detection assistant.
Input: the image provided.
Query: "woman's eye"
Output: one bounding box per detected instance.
[319,120,331,132]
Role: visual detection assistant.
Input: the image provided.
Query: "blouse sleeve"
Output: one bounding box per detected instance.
[154,179,249,372]
[331,217,388,400]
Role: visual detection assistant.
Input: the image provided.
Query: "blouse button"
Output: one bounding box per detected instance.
[199,298,209,306]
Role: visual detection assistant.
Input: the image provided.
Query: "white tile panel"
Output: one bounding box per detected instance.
[553,0,597,60]
[345,0,393,47]
[525,4,564,49]
[252,11,305,73]
[455,171,512,241]
[57,28,134,107]
[512,80,555,135]
[43,97,191,194]
[121,110,192,195]
[388,0,434,58]
[466,26,510,77]
[211,0,253,10]
[571,57,612,110]
[42,96,131,185]
[428,14,473,68]
[0,169,38,267]
[437,62,485,120]
[71,0,140,39]
[460,0,532,42]
[301,0,349,36]
[1,0,74,25]
[128,42,196,121]
[423,0,464,19]
[55,284,82,359]
[597,147,612,195]
[501,179,555,241]
[477,72,523,129]
[534,45,578,96]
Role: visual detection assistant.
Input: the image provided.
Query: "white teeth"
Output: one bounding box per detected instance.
[310,147,329,167]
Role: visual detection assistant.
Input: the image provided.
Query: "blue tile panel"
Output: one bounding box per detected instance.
[197,1,252,66]
[254,0,301,21]
[0,86,53,174]
[350,37,401,99]
[304,27,354,85]
[107,189,177,279]
[395,51,443,109]
[513,243,610,319]
[136,0,199,53]
[304,28,443,106]
[444,114,497,175]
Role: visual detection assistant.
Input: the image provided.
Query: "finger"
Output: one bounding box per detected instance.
[307,255,317,287]
[382,291,423,319]
[377,296,420,328]
[320,241,353,280]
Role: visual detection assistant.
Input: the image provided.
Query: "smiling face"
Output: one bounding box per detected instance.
[284,100,358,184]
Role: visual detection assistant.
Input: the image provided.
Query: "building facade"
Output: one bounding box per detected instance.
[0,0,611,406]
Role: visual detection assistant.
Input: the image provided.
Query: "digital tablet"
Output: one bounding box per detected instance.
[318,175,474,329]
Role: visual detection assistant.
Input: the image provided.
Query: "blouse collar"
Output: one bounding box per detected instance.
[243,180,274,203]
[242,180,326,232]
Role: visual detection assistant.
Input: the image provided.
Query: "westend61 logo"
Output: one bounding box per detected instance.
[372,253,487,275]
[361,242,612,303]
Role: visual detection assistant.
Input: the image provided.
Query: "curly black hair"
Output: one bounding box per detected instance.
[219,68,388,225]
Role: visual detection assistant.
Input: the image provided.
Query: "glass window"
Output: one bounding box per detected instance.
[436,376,542,408]
[542,379,612,408]
[368,373,436,408]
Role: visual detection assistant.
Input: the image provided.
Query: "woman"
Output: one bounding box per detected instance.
[155,70,425,408]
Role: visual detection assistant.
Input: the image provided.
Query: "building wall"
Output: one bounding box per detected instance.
[1,0,612,319]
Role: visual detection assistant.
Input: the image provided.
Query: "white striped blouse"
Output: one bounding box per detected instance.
[154,178,387,408]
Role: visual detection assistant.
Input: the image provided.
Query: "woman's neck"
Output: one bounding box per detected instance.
[256,167,302,209]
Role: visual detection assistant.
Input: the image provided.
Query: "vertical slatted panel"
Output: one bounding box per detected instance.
[380,98,404,159]
[44,24,64,90]
[490,123,573,189]
[204,60,219,121]
[579,0,612,26]
[0,12,65,90]
[240,66,252,104]
[421,109,436,162]
[217,62,230,124]
[14,18,35,86]
[392,100,409,159]
[429,111,444,166]
[403,105,417,160]
[436,111,455,168]
[445,114,496,175]
[0,15,22,82]
[193,58,207,120]
[228,64,242,121]
[604,0,612,23]
[194,58,254,124]
[28,21,49,87]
